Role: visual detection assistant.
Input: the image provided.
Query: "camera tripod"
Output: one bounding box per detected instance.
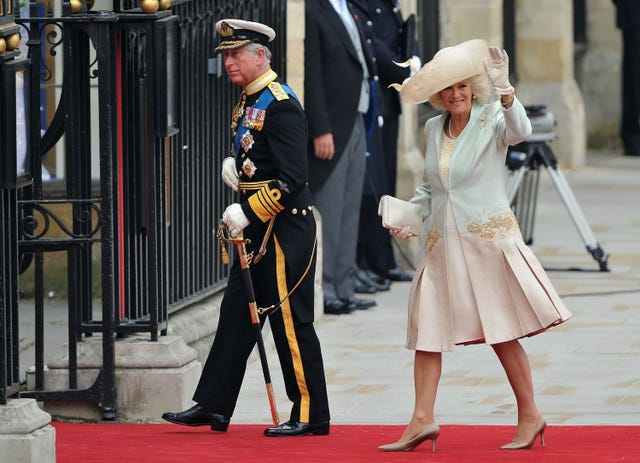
[505,140,609,272]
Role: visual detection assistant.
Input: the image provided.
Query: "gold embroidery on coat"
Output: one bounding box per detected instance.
[466,212,518,240]
[427,227,441,251]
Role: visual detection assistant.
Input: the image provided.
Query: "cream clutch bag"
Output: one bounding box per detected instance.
[378,195,422,236]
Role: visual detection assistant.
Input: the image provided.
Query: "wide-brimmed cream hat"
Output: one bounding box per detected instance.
[391,39,494,109]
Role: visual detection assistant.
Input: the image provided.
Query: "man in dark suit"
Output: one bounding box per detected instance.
[352,0,418,282]
[305,0,377,314]
[162,19,330,437]
[613,0,640,156]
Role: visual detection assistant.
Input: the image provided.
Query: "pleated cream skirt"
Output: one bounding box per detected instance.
[406,204,572,352]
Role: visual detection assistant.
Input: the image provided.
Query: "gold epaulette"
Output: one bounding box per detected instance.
[268,82,289,101]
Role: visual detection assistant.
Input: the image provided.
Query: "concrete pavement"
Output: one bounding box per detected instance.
[232,149,640,427]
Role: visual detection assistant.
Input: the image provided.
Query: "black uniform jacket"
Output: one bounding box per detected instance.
[362,0,412,117]
[233,73,317,323]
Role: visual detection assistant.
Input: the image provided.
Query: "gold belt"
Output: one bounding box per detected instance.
[236,180,276,264]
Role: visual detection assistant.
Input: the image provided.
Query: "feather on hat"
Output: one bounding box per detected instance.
[391,39,495,109]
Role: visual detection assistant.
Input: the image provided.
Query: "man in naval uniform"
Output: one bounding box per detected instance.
[162,19,330,437]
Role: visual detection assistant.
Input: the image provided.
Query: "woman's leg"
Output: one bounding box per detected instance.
[492,339,542,442]
[398,350,442,441]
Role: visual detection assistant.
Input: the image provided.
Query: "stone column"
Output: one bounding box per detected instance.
[0,399,55,463]
[439,0,503,46]
[576,1,620,148]
[287,0,305,100]
[515,0,586,167]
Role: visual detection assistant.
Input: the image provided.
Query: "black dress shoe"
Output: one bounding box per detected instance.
[324,299,353,315]
[363,270,391,291]
[355,281,377,294]
[344,297,376,310]
[264,420,330,437]
[161,404,230,432]
[379,267,413,282]
[355,269,390,292]
[624,146,640,156]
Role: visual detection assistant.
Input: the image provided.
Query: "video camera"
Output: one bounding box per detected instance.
[507,105,557,170]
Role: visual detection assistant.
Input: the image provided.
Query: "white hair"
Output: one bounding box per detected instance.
[245,42,272,62]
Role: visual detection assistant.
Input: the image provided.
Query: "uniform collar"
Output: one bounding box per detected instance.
[245,69,278,95]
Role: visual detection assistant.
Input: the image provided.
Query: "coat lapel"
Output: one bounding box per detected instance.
[319,0,360,63]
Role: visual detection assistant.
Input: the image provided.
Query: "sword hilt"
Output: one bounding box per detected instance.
[217,220,250,245]
[217,220,254,268]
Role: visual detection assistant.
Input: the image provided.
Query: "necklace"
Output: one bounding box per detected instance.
[447,117,458,139]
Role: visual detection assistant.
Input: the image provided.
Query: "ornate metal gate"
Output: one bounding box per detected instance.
[1,0,287,419]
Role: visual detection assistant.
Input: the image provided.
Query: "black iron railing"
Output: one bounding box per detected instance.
[1,0,287,417]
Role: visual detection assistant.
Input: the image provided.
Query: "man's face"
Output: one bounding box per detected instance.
[223,46,263,88]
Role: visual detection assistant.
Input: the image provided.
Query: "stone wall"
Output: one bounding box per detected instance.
[576,0,622,149]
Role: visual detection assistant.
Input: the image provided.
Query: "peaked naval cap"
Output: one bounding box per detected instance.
[214,19,276,52]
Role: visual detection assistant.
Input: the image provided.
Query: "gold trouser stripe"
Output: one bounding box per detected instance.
[274,235,310,422]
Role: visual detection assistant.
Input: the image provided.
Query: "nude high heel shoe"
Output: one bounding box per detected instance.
[378,423,440,452]
[500,416,547,450]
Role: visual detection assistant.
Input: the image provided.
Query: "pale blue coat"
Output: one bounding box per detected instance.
[406,98,572,352]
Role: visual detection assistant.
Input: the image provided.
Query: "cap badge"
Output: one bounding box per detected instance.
[219,22,234,38]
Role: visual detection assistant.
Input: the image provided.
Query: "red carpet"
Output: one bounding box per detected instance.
[52,422,639,463]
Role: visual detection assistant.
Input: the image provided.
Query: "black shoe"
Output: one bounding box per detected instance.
[624,146,640,156]
[379,267,413,282]
[362,270,391,291]
[264,420,330,437]
[354,280,377,294]
[344,297,376,310]
[161,404,230,432]
[324,299,353,315]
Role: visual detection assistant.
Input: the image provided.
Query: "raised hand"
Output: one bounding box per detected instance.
[483,46,515,96]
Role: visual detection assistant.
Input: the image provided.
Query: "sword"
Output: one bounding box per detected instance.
[216,221,280,426]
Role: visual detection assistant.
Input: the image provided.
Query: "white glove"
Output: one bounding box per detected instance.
[410,55,422,77]
[390,225,415,240]
[483,46,514,96]
[222,203,249,237]
[221,156,239,191]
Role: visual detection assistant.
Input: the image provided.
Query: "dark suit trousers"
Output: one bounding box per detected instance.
[313,116,367,300]
[381,113,400,196]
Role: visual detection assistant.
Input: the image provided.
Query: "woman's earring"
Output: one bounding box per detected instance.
[472,94,477,100]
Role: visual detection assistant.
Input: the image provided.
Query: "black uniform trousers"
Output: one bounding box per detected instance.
[193,232,329,424]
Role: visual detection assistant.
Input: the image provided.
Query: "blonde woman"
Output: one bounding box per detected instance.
[379,40,572,452]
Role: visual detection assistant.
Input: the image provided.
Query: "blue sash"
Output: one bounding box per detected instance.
[234,84,298,155]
